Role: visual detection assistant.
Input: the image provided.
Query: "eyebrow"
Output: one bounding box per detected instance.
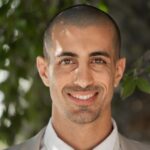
[56,51,78,57]
[89,51,110,58]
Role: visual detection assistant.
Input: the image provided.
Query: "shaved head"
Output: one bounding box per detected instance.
[43,4,121,60]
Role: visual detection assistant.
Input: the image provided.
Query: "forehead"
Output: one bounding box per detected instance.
[50,23,115,57]
[52,22,114,39]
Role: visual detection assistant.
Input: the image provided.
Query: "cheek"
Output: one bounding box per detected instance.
[95,68,115,86]
[48,72,63,106]
[49,66,72,92]
[96,69,115,103]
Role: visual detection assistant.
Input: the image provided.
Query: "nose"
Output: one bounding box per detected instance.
[73,64,94,88]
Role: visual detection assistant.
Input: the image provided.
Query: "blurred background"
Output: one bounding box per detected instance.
[0,0,150,149]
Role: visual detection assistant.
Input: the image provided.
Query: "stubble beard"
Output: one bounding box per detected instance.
[65,105,102,124]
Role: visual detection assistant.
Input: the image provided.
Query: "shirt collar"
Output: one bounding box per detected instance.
[43,119,120,150]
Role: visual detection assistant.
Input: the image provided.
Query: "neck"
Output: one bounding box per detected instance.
[51,109,112,149]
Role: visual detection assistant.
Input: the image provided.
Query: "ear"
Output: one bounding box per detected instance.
[114,58,126,87]
[36,56,50,87]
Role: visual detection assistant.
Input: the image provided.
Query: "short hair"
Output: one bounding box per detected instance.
[43,4,121,60]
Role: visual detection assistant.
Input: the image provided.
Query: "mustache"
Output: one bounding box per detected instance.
[64,85,101,92]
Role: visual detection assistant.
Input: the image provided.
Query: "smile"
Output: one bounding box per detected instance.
[67,91,99,106]
[69,93,95,100]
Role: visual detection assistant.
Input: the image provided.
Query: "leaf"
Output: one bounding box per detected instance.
[98,1,108,13]
[136,77,150,94]
[121,76,136,99]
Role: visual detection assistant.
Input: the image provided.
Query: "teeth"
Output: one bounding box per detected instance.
[71,94,94,100]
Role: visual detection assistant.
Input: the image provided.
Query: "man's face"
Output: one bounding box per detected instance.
[37,24,125,124]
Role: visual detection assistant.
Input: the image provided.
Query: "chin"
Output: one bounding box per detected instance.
[66,107,101,124]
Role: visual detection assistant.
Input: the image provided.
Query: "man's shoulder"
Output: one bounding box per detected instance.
[119,134,150,150]
[4,128,45,150]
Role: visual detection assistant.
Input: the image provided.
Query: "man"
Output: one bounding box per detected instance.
[6,4,150,150]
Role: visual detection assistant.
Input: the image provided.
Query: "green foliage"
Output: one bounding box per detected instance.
[98,1,108,12]
[121,67,150,99]
[136,78,150,94]
[121,75,136,99]
[0,0,57,145]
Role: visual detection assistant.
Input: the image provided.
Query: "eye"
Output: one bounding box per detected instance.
[90,57,107,64]
[60,58,75,65]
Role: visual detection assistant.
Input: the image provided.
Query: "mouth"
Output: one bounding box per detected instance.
[67,91,99,106]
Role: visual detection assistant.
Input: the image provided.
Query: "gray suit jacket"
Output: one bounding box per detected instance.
[5,128,150,150]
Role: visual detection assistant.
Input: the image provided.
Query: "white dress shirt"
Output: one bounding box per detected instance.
[41,119,120,150]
